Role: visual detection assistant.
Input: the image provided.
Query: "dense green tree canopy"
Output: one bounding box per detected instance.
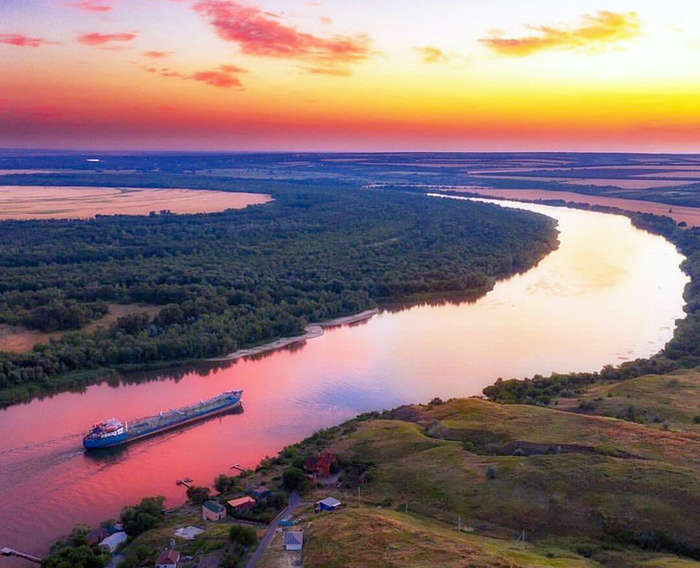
[0,184,557,404]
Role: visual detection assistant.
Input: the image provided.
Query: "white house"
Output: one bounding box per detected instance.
[283,530,304,551]
[98,531,127,553]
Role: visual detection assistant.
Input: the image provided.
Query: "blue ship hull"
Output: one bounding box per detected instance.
[83,391,242,450]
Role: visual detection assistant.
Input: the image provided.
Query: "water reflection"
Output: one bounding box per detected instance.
[0,200,689,564]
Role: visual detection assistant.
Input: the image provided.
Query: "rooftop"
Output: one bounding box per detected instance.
[283,530,304,546]
[317,497,341,508]
[227,496,256,508]
[157,549,181,564]
[202,500,226,513]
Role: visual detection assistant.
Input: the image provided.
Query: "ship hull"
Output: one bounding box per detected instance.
[83,395,241,450]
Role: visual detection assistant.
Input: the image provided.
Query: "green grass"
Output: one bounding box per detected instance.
[559,369,700,431]
[302,507,598,568]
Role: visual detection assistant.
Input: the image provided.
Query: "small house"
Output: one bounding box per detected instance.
[316,497,341,512]
[98,531,127,553]
[202,500,226,521]
[304,452,335,477]
[283,530,304,551]
[227,495,256,514]
[155,549,180,568]
[250,485,271,500]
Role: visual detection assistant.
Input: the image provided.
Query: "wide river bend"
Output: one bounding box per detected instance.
[0,199,689,563]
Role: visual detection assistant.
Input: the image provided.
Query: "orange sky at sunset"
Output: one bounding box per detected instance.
[1,0,699,151]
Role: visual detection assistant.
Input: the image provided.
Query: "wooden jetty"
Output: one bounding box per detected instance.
[176,477,193,488]
[1,547,41,564]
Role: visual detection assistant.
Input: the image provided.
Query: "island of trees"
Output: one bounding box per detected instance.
[0,182,557,405]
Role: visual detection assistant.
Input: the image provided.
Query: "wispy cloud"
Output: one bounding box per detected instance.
[143,50,172,58]
[0,34,56,47]
[70,0,113,12]
[414,46,448,63]
[78,32,137,45]
[480,11,640,56]
[192,0,370,75]
[145,64,246,88]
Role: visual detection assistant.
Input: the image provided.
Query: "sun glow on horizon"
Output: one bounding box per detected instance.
[1,0,699,151]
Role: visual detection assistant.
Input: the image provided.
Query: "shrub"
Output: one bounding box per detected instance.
[186,485,211,505]
[120,496,165,536]
[229,525,258,547]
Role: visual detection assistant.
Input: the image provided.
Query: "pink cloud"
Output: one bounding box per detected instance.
[78,32,137,45]
[192,0,370,74]
[71,0,113,11]
[0,34,55,47]
[144,64,246,88]
[143,50,172,58]
[190,70,242,88]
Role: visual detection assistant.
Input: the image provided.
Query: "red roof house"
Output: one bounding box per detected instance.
[303,452,335,477]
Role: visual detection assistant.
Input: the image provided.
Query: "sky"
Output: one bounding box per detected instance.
[1,0,699,152]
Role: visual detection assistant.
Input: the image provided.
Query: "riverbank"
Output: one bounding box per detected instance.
[47,367,699,568]
[209,309,379,362]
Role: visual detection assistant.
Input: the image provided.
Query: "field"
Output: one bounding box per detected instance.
[0,185,271,220]
[0,303,161,352]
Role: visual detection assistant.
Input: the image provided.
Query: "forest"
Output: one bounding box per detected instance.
[0,182,557,405]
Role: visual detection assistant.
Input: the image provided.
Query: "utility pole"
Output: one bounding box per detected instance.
[457,516,461,532]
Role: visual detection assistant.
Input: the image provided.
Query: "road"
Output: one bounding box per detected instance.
[245,491,300,568]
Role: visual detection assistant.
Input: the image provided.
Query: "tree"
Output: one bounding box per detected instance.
[120,496,165,536]
[282,467,307,492]
[229,525,258,547]
[41,525,108,568]
[214,474,237,494]
[186,485,211,505]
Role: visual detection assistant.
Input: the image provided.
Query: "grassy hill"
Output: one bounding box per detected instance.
[555,368,700,432]
[258,372,699,567]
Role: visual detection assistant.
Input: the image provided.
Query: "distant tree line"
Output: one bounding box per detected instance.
[484,204,700,405]
[0,182,557,404]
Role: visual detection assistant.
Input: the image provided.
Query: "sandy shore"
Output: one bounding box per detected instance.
[210,308,378,362]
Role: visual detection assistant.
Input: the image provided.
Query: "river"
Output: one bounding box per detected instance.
[0,199,689,564]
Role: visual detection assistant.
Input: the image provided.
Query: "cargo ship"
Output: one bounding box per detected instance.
[83,390,242,450]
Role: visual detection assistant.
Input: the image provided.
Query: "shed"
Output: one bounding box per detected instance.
[283,530,304,551]
[156,549,180,568]
[98,531,127,553]
[202,500,226,521]
[227,495,256,514]
[316,497,341,511]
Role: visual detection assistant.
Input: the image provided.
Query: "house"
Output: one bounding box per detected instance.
[227,495,257,514]
[98,531,127,553]
[155,549,180,568]
[303,452,335,477]
[316,497,341,512]
[202,500,226,521]
[250,485,271,500]
[283,530,304,551]
[86,527,110,546]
